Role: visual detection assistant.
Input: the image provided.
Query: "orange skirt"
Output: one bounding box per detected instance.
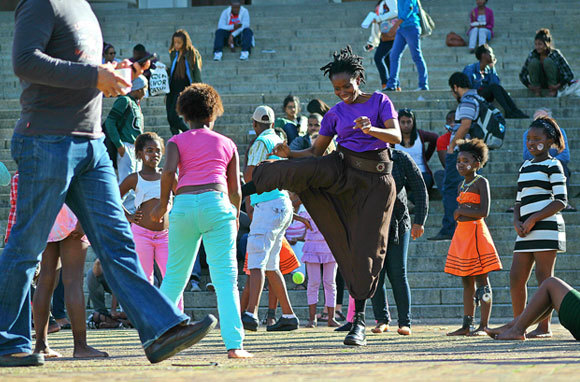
[445,219,502,277]
[243,237,300,275]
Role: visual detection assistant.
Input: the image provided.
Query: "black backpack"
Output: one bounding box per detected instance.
[464,94,506,150]
[102,102,132,169]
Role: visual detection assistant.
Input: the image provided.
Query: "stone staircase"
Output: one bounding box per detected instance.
[0,0,579,322]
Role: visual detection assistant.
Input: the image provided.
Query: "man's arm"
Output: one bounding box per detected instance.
[447,118,471,153]
[231,8,250,38]
[12,0,98,89]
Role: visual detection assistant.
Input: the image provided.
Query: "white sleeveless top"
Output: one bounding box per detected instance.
[134,173,161,209]
[395,135,427,173]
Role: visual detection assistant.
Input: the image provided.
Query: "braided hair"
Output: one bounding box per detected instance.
[529,116,565,153]
[320,46,366,83]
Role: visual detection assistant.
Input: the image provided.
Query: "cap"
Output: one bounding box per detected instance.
[131,75,147,92]
[252,105,275,124]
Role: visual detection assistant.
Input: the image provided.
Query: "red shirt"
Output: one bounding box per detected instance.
[437,131,451,152]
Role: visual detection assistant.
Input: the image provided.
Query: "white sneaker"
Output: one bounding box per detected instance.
[239,51,249,61]
[213,51,222,61]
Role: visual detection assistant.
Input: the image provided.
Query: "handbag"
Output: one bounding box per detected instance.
[148,61,170,97]
[557,80,580,98]
[380,18,399,41]
[446,32,467,47]
[417,0,435,37]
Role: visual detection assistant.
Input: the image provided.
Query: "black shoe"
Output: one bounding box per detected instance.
[334,321,352,332]
[144,315,217,364]
[241,312,259,331]
[344,313,366,346]
[427,233,453,241]
[266,316,299,332]
[0,353,44,367]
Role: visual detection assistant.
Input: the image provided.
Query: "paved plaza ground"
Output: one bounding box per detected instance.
[1,323,578,381]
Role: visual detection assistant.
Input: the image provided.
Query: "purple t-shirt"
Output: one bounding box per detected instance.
[319,92,398,152]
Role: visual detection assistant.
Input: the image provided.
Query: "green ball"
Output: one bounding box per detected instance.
[292,271,305,284]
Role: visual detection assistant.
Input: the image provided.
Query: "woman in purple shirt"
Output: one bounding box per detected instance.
[244,46,401,347]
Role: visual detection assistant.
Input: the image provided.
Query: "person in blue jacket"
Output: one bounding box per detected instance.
[463,44,527,119]
[385,0,429,91]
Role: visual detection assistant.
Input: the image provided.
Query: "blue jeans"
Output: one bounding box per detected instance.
[440,152,462,236]
[371,230,411,327]
[386,25,429,90]
[214,28,254,53]
[0,134,187,355]
[374,40,394,85]
[161,192,244,350]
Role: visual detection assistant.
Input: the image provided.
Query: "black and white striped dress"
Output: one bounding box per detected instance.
[514,157,567,252]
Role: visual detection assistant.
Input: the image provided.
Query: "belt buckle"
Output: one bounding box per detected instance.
[376,162,386,172]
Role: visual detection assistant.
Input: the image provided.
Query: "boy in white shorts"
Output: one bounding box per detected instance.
[242,105,299,332]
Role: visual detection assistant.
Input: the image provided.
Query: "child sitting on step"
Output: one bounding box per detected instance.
[445,139,502,336]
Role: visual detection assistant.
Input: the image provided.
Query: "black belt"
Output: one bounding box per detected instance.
[338,151,392,174]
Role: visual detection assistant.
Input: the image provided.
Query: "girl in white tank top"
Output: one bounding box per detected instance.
[119,132,183,310]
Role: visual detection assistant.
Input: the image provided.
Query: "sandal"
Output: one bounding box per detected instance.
[371,323,389,333]
[317,313,329,322]
[87,312,121,329]
[397,326,412,336]
[334,311,346,321]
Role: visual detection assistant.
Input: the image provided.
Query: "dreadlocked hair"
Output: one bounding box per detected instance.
[320,46,366,83]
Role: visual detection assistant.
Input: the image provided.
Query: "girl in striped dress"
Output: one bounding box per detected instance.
[445,139,502,336]
[511,116,567,338]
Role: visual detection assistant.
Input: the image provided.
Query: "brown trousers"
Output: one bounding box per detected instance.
[252,146,396,300]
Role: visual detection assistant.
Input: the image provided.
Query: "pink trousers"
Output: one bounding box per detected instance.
[131,223,183,311]
[306,261,338,307]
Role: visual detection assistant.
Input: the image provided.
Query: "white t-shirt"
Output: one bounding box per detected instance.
[395,135,427,173]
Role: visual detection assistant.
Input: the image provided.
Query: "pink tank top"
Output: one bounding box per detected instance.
[169,128,237,190]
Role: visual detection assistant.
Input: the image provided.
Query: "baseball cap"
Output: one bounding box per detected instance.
[131,75,148,92]
[252,105,275,124]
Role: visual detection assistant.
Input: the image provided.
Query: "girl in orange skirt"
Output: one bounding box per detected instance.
[445,139,502,336]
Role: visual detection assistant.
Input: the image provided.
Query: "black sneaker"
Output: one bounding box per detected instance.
[266,316,299,332]
[241,312,259,332]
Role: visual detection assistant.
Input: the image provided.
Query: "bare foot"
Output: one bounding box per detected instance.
[327,318,341,328]
[495,327,526,341]
[446,326,470,336]
[468,327,488,336]
[305,320,317,328]
[526,328,552,339]
[73,345,109,358]
[228,349,253,359]
[47,322,61,334]
[484,322,514,339]
[34,343,62,358]
[55,318,70,328]
[371,323,389,334]
[266,317,276,327]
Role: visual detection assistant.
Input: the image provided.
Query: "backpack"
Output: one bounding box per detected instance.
[464,94,506,150]
[102,101,132,169]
